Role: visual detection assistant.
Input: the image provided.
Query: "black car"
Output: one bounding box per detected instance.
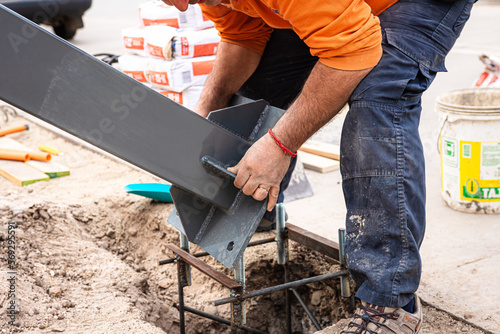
[1,0,92,39]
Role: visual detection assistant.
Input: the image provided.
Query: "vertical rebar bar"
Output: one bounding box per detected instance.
[276,203,291,333]
[177,257,186,334]
[234,256,246,325]
[285,263,292,334]
[179,232,192,286]
[338,228,351,298]
[276,203,287,265]
[230,287,243,334]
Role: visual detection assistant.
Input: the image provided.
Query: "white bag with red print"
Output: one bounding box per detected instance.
[148,56,215,92]
[172,28,220,59]
[139,1,212,30]
[118,55,150,84]
[193,5,215,30]
[156,86,204,110]
[122,27,147,57]
[144,25,178,60]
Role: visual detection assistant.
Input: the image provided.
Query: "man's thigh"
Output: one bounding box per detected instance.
[238,29,318,109]
[350,0,474,107]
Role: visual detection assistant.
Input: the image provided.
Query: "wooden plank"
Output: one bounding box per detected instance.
[298,151,339,173]
[299,140,340,161]
[0,159,50,186]
[26,160,70,178]
[0,137,69,178]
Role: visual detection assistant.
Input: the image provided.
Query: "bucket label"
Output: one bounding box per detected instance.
[443,138,458,168]
[442,137,500,203]
[463,185,500,200]
[480,143,500,180]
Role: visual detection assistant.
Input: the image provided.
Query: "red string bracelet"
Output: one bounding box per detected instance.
[268,129,297,158]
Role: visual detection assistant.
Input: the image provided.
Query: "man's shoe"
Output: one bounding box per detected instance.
[341,296,423,334]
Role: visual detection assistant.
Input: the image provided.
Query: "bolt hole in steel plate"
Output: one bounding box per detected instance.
[227,242,234,252]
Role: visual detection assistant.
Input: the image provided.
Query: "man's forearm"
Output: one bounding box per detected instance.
[272,62,373,151]
[226,61,373,211]
[194,41,262,117]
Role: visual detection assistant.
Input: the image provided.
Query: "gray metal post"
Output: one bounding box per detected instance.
[234,256,246,325]
[276,203,287,265]
[275,203,291,333]
[179,232,192,286]
[338,228,351,298]
[177,258,186,334]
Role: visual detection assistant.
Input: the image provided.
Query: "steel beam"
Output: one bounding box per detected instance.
[0,5,284,269]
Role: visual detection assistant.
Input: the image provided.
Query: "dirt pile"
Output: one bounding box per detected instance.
[0,200,170,333]
[0,196,350,333]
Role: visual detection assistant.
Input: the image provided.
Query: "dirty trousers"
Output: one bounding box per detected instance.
[238,0,474,308]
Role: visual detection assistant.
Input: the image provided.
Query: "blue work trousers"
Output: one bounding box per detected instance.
[238,0,474,308]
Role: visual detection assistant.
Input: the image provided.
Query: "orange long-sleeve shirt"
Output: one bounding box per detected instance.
[201,0,397,70]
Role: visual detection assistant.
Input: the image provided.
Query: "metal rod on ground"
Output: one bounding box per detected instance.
[172,303,267,334]
[291,288,322,331]
[213,270,349,306]
[159,237,276,265]
[338,228,351,298]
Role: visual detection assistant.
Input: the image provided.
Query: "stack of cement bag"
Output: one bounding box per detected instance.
[118,0,219,109]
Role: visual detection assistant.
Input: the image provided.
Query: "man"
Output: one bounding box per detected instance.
[163,0,474,332]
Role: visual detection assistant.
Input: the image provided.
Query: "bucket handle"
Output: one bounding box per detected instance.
[436,115,448,154]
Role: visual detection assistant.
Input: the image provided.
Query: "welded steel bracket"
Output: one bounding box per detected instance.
[168,96,286,268]
[0,5,284,269]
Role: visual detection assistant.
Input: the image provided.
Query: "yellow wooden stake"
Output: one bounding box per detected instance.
[38,145,62,155]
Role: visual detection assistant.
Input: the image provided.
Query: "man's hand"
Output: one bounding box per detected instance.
[228,133,291,211]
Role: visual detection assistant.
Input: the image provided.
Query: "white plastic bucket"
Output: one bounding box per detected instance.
[437,88,500,214]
